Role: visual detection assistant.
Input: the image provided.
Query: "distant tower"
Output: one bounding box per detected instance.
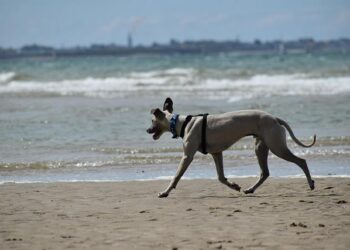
[278,42,286,55]
[127,33,133,48]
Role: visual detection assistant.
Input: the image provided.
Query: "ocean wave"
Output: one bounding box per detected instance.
[1,145,349,171]
[92,136,350,155]
[129,68,195,78]
[0,71,17,83]
[0,160,116,171]
[220,74,350,102]
[1,69,349,99]
[316,136,350,147]
[0,162,57,171]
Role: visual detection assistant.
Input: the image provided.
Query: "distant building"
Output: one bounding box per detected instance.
[1,38,349,59]
[127,33,133,48]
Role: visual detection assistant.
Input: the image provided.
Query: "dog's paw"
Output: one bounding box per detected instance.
[158,192,169,198]
[243,188,254,194]
[228,182,241,192]
[310,180,315,190]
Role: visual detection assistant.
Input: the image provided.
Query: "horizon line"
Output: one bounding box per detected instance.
[1,36,350,50]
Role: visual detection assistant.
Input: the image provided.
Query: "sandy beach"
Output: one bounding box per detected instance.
[0,178,349,250]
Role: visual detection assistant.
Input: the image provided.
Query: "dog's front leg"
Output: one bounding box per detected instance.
[212,152,241,192]
[158,154,194,198]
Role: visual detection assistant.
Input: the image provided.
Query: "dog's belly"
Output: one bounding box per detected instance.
[206,133,246,153]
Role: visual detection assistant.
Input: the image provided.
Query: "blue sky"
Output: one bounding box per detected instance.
[0,0,350,47]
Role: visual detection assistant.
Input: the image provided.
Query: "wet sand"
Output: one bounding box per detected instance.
[1,178,349,249]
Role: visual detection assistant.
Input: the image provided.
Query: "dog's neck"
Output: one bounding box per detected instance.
[168,114,186,139]
[175,115,187,138]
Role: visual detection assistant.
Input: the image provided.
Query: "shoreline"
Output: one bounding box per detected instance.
[1,156,350,184]
[0,172,350,186]
[1,175,350,185]
[1,177,349,249]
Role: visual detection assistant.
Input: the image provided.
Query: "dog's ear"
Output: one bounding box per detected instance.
[151,108,166,119]
[163,97,173,113]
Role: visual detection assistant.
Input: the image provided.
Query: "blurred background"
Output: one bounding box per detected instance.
[0,0,349,183]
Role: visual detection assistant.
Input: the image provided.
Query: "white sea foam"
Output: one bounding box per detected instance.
[220,74,350,102]
[0,72,16,83]
[0,70,349,99]
[129,68,195,78]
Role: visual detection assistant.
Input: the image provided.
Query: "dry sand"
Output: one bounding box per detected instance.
[1,178,349,250]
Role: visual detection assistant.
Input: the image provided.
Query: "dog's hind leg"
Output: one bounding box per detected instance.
[212,152,241,192]
[275,149,314,190]
[264,127,315,190]
[244,138,270,194]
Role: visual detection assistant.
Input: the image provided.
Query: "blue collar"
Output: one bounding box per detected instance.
[169,114,179,138]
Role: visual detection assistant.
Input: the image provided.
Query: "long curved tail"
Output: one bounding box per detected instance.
[277,118,316,148]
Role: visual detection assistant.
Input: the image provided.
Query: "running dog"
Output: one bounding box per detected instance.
[147,97,316,198]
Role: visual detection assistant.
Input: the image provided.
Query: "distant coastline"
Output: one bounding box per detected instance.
[0,38,349,59]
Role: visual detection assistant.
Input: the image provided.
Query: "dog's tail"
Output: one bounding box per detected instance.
[277,118,316,148]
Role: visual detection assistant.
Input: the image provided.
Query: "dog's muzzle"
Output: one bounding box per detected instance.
[146,127,162,140]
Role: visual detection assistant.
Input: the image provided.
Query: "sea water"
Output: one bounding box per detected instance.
[0,52,349,183]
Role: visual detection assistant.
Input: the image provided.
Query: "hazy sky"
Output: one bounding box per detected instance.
[1,0,350,47]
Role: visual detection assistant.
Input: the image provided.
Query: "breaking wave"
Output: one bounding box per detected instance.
[0,71,17,83]
[1,136,349,171]
[0,69,349,100]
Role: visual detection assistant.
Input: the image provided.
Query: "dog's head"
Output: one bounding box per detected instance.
[146,97,173,140]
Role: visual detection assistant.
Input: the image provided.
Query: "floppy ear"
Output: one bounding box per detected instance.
[151,108,166,119]
[163,97,173,113]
